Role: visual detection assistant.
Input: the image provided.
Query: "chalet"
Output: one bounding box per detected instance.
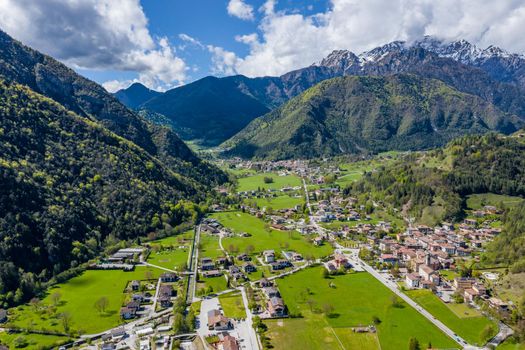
[111,327,126,340]
[267,297,286,317]
[0,309,7,323]
[379,254,398,264]
[207,309,232,330]
[489,297,509,312]
[313,237,324,246]
[160,272,178,283]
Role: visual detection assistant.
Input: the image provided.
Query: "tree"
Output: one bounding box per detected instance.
[372,315,381,324]
[59,312,73,333]
[51,291,61,306]
[306,298,316,311]
[481,325,496,342]
[263,177,274,184]
[94,296,109,314]
[322,303,335,316]
[172,313,185,334]
[29,297,41,312]
[408,337,420,350]
[145,270,153,280]
[322,268,330,279]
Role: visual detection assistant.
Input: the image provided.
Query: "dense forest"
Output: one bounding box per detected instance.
[0,79,206,306]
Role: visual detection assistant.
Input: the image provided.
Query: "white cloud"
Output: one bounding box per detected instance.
[207,45,243,76]
[0,0,187,90]
[227,0,255,21]
[226,0,525,77]
[179,33,205,49]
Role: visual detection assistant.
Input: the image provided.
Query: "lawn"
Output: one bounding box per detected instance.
[498,340,525,349]
[7,267,162,335]
[199,234,225,259]
[406,289,497,345]
[439,270,460,281]
[219,292,247,319]
[237,173,302,192]
[253,194,304,210]
[147,247,190,270]
[210,212,333,259]
[196,275,228,295]
[466,193,523,210]
[267,267,458,350]
[0,332,70,350]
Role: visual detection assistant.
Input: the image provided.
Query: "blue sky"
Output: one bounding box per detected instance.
[1,0,524,92]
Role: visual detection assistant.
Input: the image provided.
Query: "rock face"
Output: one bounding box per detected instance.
[223,74,523,160]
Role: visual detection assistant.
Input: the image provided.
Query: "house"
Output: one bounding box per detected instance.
[207,309,232,330]
[405,273,421,288]
[489,297,509,312]
[313,237,324,246]
[380,254,398,264]
[201,262,216,271]
[237,253,251,261]
[111,327,126,340]
[418,264,435,281]
[0,309,7,323]
[130,280,140,291]
[222,335,239,350]
[453,277,476,290]
[267,297,286,317]
[263,250,276,263]
[120,306,137,319]
[263,287,281,298]
[203,270,222,278]
[243,262,257,273]
[160,272,178,283]
[159,285,174,307]
[259,278,272,288]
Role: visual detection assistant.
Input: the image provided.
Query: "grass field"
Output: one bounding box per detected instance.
[219,292,247,319]
[253,194,304,210]
[237,173,302,192]
[199,234,225,259]
[0,332,70,350]
[498,340,525,349]
[466,193,523,210]
[406,289,497,345]
[147,248,189,270]
[266,267,457,350]
[210,212,332,258]
[197,275,228,295]
[7,267,162,334]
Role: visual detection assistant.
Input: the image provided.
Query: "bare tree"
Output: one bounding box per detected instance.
[94,296,109,314]
[51,292,61,306]
[59,312,72,333]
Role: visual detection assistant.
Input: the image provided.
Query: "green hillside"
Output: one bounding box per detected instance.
[223,75,522,160]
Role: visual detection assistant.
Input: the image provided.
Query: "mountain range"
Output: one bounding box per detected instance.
[116,36,525,151]
[223,74,522,160]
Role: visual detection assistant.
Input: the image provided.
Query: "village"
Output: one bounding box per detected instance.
[1,157,518,350]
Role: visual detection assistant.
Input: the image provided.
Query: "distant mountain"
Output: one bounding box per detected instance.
[114,82,161,109]
[141,76,271,146]
[138,37,525,146]
[223,75,522,160]
[0,29,225,187]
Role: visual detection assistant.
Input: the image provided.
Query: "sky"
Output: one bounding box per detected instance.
[0,0,524,92]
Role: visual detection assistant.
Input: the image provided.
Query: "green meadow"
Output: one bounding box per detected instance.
[237,173,302,192]
[406,289,497,345]
[210,211,332,258]
[265,267,458,350]
[7,267,162,335]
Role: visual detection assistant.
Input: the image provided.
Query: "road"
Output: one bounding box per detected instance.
[240,286,259,350]
[186,224,201,304]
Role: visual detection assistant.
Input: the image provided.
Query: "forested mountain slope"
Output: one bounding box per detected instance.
[223,75,522,160]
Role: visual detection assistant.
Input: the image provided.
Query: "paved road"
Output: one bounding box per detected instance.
[240,286,260,350]
[186,224,201,304]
